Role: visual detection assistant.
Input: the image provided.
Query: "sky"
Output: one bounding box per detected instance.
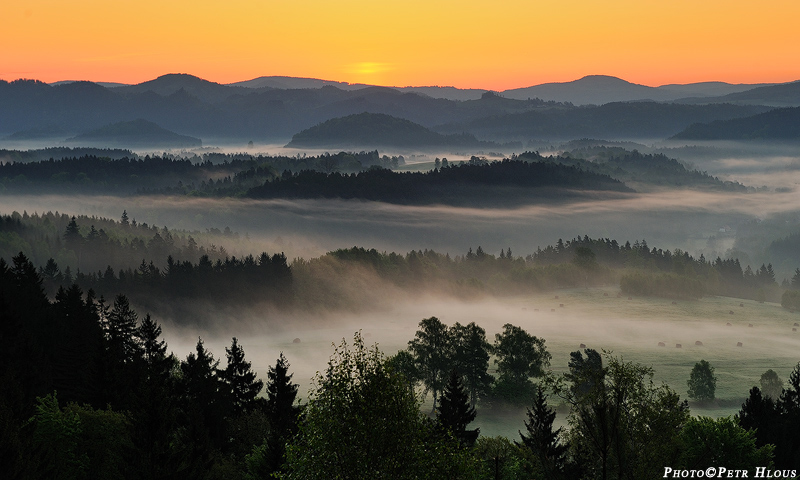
[2,0,800,90]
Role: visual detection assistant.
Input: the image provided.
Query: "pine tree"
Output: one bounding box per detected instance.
[105,294,142,363]
[436,370,479,448]
[221,337,264,415]
[518,387,568,479]
[265,352,300,437]
[256,352,301,475]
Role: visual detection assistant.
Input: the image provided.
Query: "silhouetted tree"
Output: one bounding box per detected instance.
[221,337,263,415]
[518,387,568,479]
[437,370,479,448]
[687,360,716,402]
[409,317,452,411]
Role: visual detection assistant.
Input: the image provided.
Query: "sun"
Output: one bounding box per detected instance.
[346,62,393,85]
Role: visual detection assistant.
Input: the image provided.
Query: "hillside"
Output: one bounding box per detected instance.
[436,101,770,141]
[501,75,765,105]
[286,112,498,149]
[66,119,202,148]
[680,81,800,107]
[247,158,632,205]
[671,107,800,140]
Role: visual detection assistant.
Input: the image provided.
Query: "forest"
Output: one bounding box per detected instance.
[1,147,737,203]
[2,253,799,479]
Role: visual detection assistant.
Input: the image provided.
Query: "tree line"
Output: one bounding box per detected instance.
[6,211,800,316]
[247,159,631,205]
[3,257,799,478]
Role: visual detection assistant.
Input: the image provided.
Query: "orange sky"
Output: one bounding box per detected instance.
[2,0,799,90]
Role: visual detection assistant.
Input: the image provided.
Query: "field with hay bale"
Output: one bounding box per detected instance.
[160,285,800,439]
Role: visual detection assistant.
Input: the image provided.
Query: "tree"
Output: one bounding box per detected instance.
[136,314,168,368]
[437,370,479,448]
[554,351,689,480]
[492,324,550,403]
[105,294,142,364]
[244,353,299,478]
[179,337,228,469]
[284,332,478,479]
[792,268,800,289]
[678,417,774,471]
[221,337,263,415]
[760,369,783,400]
[408,317,452,411]
[386,350,420,397]
[265,352,300,436]
[517,387,568,479]
[687,359,717,402]
[450,322,493,407]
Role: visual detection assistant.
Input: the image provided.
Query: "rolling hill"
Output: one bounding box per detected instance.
[66,119,202,148]
[671,107,800,140]
[286,112,499,149]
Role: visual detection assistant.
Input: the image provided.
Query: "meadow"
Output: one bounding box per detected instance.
[156,284,800,439]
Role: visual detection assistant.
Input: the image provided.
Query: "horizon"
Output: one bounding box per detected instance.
[3,1,799,90]
[5,72,797,92]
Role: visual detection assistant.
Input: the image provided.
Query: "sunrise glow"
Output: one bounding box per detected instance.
[2,0,799,89]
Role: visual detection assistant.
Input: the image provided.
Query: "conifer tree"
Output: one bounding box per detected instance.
[436,370,479,448]
[221,337,263,415]
[105,294,142,364]
[265,352,300,438]
[252,352,301,476]
[518,387,568,479]
[137,314,167,366]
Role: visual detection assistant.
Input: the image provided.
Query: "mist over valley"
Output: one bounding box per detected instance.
[4,71,800,477]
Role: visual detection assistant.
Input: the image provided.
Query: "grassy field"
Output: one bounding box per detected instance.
[472,287,800,437]
[162,286,800,439]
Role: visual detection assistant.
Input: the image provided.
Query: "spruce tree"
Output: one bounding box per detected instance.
[265,352,300,437]
[137,314,167,366]
[436,369,479,448]
[518,387,568,479]
[257,352,301,475]
[221,337,263,415]
[105,294,142,364]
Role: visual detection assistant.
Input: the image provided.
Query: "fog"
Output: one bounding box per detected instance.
[5,141,800,436]
[4,187,796,261]
[156,288,800,435]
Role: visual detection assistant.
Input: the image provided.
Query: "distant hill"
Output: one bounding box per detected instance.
[286,112,498,149]
[679,81,800,107]
[66,119,202,148]
[229,76,365,91]
[248,158,632,205]
[5,125,69,140]
[528,147,746,191]
[232,75,761,104]
[230,76,488,101]
[436,101,770,141]
[672,107,800,140]
[501,75,768,105]
[113,73,250,103]
[50,80,130,88]
[0,73,792,145]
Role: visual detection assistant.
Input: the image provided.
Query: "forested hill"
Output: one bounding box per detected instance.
[524,148,747,191]
[66,119,202,148]
[286,112,500,149]
[246,159,633,205]
[672,106,800,140]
